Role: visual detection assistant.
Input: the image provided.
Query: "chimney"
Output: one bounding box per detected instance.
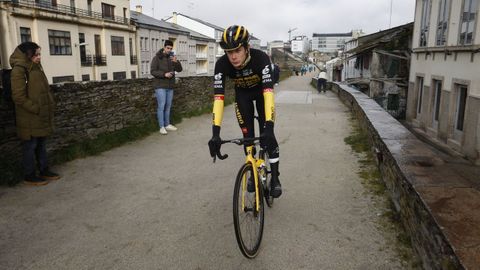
[172,12,177,24]
[136,5,142,14]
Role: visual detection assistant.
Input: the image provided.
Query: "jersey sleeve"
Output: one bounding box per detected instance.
[212,58,227,126]
[258,52,275,122]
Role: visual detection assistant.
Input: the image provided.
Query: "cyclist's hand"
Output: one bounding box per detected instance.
[208,125,222,158]
[261,121,275,148]
[208,135,222,158]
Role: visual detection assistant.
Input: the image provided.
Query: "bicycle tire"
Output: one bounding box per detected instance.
[233,162,265,258]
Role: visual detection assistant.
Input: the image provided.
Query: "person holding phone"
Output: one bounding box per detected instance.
[150,40,183,135]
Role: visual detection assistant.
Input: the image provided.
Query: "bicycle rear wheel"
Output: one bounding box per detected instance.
[233,162,265,258]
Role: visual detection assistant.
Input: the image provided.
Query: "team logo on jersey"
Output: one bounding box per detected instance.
[262,65,270,75]
[242,69,253,76]
[214,73,223,80]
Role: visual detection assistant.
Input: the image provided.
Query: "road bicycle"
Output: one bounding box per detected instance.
[213,136,274,258]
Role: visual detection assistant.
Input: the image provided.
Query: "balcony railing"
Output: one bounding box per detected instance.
[4,0,130,25]
[130,55,137,65]
[81,55,92,66]
[93,55,107,66]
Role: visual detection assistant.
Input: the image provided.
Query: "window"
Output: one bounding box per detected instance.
[420,0,432,47]
[140,37,144,51]
[131,71,136,79]
[113,71,126,80]
[87,0,92,15]
[101,3,115,20]
[82,74,90,81]
[20,27,31,43]
[145,38,149,51]
[459,0,478,45]
[455,85,468,131]
[111,36,125,55]
[436,0,450,45]
[70,0,75,13]
[48,30,72,55]
[416,77,424,115]
[52,75,74,83]
[101,73,108,80]
[79,33,87,64]
[432,80,442,125]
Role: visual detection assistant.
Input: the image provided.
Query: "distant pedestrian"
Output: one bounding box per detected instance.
[151,40,183,135]
[317,71,327,93]
[273,63,280,85]
[10,41,61,186]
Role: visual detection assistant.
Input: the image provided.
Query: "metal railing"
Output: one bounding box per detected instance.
[4,0,130,25]
[130,55,137,65]
[80,55,92,66]
[93,55,107,66]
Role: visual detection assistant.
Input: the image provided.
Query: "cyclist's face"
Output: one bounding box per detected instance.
[226,46,248,69]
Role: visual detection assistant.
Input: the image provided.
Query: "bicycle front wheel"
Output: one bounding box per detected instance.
[233,162,265,258]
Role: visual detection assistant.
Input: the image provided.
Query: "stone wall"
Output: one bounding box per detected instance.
[330,82,466,270]
[0,77,233,176]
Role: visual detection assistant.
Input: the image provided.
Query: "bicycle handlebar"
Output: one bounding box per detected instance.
[212,137,263,163]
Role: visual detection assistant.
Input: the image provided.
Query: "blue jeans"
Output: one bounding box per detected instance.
[155,88,174,128]
[23,137,48,177]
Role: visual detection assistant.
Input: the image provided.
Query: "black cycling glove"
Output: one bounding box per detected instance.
[261,121,275,150]
[208,125,222,158]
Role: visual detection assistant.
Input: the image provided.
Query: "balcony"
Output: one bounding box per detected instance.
[93,55,107,66]
[130,55,137,65]
[81,55,92,66]
[195,53,208,59]
[4,0,130,25]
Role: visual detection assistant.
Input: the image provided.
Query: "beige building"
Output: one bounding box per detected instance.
[407,0,480,164]
[0,0,137,83]
[131,7,216,78]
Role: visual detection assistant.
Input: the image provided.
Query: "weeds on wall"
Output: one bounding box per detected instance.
[344,115,422,269]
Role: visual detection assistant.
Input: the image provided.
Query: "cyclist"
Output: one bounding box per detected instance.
[208,25,282,198]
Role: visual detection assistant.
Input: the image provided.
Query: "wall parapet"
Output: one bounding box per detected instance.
[0,76,232,184]
[331,82,480,270]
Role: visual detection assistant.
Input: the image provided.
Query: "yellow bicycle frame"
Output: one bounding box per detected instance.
[242,145,266,212]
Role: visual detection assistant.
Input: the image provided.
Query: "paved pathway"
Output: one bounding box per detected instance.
[0,74,408,269]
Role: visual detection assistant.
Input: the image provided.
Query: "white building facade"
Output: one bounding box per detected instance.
[165,12,224,60]
[0,0,137,83]
[407,0,480,164]
[311,32,353,54]
[131,8,215,78]
[291,35,309,55]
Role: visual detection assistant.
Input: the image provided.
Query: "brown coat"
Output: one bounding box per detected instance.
[150,49,183,89]
[9,47,55,140]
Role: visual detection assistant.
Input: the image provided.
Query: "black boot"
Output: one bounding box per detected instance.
[270,161,282,198]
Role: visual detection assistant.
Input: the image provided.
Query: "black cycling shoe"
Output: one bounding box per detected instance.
[270,179,282,198]
[247,177,255,192]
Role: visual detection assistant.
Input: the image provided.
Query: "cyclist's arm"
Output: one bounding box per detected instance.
[260,54,275,122]
[212,60,227,128]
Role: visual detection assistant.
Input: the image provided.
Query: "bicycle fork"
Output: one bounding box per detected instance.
[242,146,262,213]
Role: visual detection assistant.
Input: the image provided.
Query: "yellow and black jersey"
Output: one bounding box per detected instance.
[213,48,274,95]
[212,48,275,127]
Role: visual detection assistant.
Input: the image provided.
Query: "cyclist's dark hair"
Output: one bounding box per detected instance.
[18,42,40,59]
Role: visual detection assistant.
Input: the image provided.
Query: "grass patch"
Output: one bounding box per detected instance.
[345,114,422,269]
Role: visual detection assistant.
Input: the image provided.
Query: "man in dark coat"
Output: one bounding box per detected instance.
[150,40,183,135]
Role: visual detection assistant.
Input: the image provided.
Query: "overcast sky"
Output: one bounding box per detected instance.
[130,0,415,45]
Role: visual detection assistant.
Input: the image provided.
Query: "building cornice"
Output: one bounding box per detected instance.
[7,4,135,32]
[413,45,480,54]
